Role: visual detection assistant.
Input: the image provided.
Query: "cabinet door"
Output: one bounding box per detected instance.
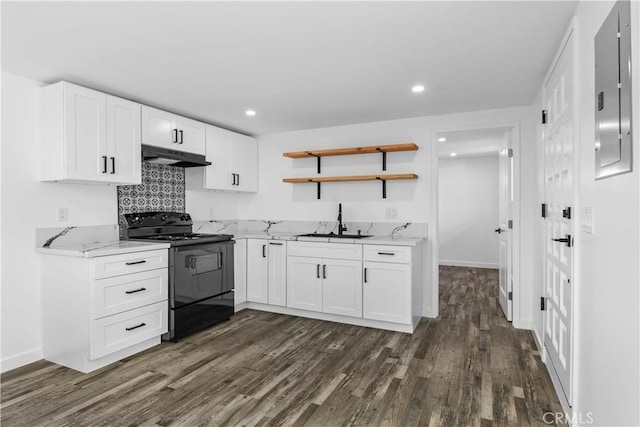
[234,239,247,305]
[204,125,233,191]
[268,242,287,306]
[177,116,206,155]
[141,106,177,150]
[363,262,411,324]
[246,240,268,304]
[287,256,323,312]
[106,96,141,185]
[231,134,258,192]
[322,259,363,318]
[63,83,107,181]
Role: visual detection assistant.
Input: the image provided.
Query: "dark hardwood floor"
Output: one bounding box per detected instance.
[1,266,563,426]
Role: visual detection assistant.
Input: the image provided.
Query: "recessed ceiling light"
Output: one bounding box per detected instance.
[450,153,457,157]
[245,110,256,117]
[438,137,447,142]
[411,85,425,93]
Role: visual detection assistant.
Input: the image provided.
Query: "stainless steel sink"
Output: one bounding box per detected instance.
[296,233,372,239]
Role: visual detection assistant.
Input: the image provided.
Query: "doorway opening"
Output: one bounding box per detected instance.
[432,125,518,323]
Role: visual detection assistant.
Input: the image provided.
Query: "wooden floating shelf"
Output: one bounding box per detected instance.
[283,173,418,199]
[283,143,418,159]
[283,173,418,183]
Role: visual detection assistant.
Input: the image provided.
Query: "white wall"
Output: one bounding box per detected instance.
[438,156,499,268]
[573,2,639,424]
[531,2,640,424]
[0,71,539,370]
[239,106,535,319]
[1,72,120,370]
[0,72,239,371]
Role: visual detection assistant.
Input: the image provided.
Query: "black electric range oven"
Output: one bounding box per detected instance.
[121,212,234,341]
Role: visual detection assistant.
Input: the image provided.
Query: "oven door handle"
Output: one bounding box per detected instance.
[188,253,222,273]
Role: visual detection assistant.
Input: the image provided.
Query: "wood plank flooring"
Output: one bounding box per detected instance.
[1,266,564,426]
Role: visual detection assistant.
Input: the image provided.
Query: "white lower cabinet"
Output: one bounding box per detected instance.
[322,259,362,317]
[91,301,167,360]
[246,239,286,305]
[41,248,169,373]
[247,240,269,303]
[363,262,412,324]
[234,239,247,305]
[246,240,421,332]
[267,242,287,306]
[286,242,363,318]
[287,256,323,312]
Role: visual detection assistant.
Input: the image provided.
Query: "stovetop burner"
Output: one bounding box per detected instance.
[135,233,233,243]
[120,212,234,246]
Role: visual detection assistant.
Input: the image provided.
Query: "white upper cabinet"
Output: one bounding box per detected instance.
[141,106,205,155]
[230,133,258,192]
[40,81,141,185]
[106,96,142,184]
[186,125,258,193]
[202,126,233,190]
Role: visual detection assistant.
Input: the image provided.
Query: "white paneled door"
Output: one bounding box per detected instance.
[497,141,514,321]
[543,31,574,405]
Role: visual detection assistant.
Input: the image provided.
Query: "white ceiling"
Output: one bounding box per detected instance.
[437,128,508,158]
[1,1,577,136]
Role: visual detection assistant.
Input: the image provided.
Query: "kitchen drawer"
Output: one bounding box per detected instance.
[92,269,168,319]
[363,245,411,264]
[90,301,167,360]
[93,249,168,279]
[287,241,362,260]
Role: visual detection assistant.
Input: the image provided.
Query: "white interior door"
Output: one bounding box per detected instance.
[497,141,513,321]
[543,33,574,405]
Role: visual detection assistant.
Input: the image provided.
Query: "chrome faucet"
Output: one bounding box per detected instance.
[337,203,348,236]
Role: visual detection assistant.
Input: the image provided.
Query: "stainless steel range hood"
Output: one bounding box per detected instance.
[142,145,211,168]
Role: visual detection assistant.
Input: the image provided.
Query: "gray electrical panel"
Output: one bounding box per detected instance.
[594,0,633,180]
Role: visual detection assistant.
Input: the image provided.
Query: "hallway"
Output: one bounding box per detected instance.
[438,266,564,425]
[1,266,564,426]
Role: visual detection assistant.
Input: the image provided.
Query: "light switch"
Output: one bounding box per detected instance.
[57,207,68,222]
[385,207,397,219]
[581,206,594,234]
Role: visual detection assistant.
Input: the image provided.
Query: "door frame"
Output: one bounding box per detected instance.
[429,121,522,327]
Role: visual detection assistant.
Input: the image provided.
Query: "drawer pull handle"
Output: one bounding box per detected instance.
[125,260,147,265]
[125,322,146,331]
[269,242,283,246]
[125,287,147,294]
[378,252,395,256]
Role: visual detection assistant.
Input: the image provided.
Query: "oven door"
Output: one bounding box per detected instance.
[170,241,234,309]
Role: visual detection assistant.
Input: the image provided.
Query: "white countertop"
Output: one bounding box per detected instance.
[36,241,171,258]
[232,232,424,246]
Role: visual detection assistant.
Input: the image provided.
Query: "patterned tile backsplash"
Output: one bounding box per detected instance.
[117,162,185,236]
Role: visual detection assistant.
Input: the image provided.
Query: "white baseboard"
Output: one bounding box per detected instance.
[513,318,534,331]
[234,302,248,312]
[532,327,543,354]
[439,260,499,269]
[1,348,43,373]
[544,347,573,416]
[244,302,416,333]
[422,306,437,318]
